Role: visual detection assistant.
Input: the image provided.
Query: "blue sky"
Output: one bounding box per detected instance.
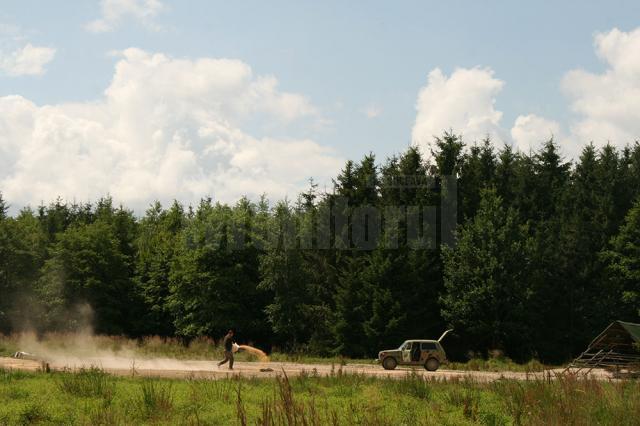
[1,1,640,211]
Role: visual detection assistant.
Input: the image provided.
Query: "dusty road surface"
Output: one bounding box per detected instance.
[0,357,46,372]
[0,356,616,381]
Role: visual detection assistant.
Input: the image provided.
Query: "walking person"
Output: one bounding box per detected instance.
[217,330,235,370]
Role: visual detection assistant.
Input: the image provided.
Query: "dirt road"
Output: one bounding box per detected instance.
[0,356,615,382]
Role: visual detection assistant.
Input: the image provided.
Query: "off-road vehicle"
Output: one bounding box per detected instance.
[377,329,452,371]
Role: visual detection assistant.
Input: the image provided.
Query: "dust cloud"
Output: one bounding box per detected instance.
[9,332,270,372]
[4,303,270,372]
[238,344,269,362]
[11,332,216,371]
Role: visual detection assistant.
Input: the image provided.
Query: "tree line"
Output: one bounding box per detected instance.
[1,133,639,363]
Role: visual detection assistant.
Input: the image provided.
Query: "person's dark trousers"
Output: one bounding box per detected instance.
[218,351,234,369]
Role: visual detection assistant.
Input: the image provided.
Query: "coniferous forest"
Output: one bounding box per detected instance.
[1,133,640,363]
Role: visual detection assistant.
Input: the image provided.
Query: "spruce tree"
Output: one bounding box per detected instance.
[602,198,640,321]
[0,193,7,220]
[441,188,533,359]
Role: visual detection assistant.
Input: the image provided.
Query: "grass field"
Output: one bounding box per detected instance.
[0,366,639,425]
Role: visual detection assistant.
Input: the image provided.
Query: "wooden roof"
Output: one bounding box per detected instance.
[588,321,640,353]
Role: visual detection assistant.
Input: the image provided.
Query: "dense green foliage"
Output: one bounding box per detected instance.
[1,133,640,362]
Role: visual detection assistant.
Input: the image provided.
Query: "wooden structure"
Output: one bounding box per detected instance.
[565,321,640,375]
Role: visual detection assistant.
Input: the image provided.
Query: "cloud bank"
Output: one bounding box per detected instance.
[410,68,562,154]
[0,49,342,211]
[412,27,640,157]
[562,28,640,148]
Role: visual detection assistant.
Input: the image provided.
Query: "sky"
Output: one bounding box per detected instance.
[1,0,640,213]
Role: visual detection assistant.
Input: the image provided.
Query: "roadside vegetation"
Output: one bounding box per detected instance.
[0,333,556,371]
[447,358,546,373]
[0,367,638,425]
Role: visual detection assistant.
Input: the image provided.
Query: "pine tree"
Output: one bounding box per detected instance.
[135,201,185,336]
[37,219,136,333]
[602,198,640,321]
[563,145,605,339]
[531,139,570,221]
[259,201,314,349]
[333,256,372,357]
[0,193,10,331]
[459,138,496,219]
[0,203,47,334]
[432,131,465,177]
[441,188,533,359]
[0,193,7,220]
[353,154,379,206]
[495,145,518,206]
[168,200,270,344]
[335,160,356,199]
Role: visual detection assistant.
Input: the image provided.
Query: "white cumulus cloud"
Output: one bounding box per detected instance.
[511,114,563,154]
[0,49,342,211]
[411,28,640,157]
[411,67,506,150]
[0,43,56,76]
[86,0,166,33]
[562,27,640,149]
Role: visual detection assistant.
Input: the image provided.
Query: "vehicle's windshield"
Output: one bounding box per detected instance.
[400,341,411,350]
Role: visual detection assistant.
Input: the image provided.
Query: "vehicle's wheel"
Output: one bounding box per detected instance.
[382,357,397,370]
[425,358,440,372]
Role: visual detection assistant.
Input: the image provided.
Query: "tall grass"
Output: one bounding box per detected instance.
[56,367,115,401]
[17,403,49,425]
[386,371,433,400]
[448,357,547,372]
[491,373,640,425]
[2,363,640,424]
[0,368,31,383]
[135,379,174,420]
[256,372,341,426]
[238,371,640,425]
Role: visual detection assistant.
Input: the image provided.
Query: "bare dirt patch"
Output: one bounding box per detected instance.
[0,356,615,381]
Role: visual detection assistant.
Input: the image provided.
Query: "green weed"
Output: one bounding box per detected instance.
[56,367,115,401]
[135,379,174,420]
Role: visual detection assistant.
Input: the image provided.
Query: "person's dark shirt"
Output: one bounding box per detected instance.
[223,334,233,352]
